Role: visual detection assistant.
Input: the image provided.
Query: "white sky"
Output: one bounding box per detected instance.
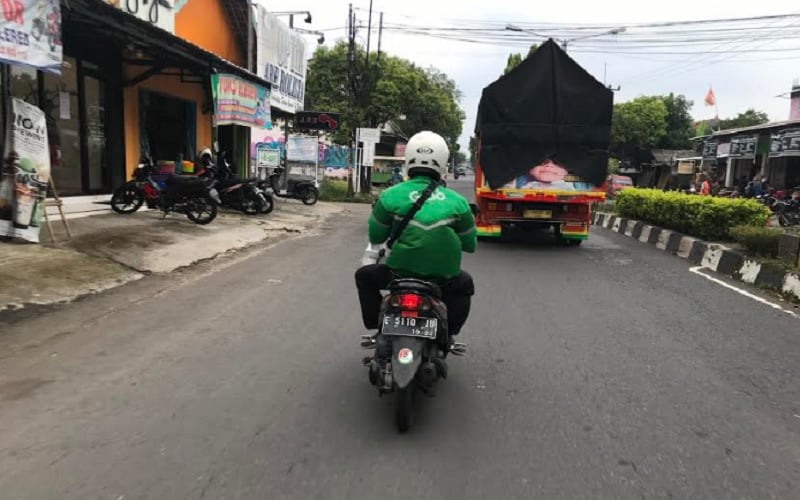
[259,0,800,150]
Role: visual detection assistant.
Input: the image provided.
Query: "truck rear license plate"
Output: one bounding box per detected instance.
[381,315,437,339]
[523,210,552,219]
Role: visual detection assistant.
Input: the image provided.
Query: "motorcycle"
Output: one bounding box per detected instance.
[202,151,273,215]
[775,200,800,227]
[110,156,221,225]
[361,277,466,432]
[257,166,319,205]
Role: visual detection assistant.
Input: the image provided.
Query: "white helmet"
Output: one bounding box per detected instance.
[405,131,449,179]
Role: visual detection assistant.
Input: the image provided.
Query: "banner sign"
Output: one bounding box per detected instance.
[256,6,307,114]
[106,0,176,34]
[770,128,800,158]
[296,111,341,131]
[0,0,62,72]
[287,136,318,163]
[702,140,718,160]
[0,98,51,243]
[729,135,758,159]
[211,73,272,129]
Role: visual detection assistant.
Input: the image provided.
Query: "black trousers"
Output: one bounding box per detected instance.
[355,264,475,335]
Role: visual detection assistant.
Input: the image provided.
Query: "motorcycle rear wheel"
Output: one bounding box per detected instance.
[395,385,415,433]
[240,189,263,215]
[186,195,218,225]
[301,187,319,205]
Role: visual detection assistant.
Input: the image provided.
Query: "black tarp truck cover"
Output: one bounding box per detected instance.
[475,39,613,190]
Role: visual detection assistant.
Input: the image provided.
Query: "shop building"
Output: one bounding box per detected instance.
[0,0,269,197]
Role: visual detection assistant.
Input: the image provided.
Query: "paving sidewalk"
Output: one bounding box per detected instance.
[0,201,345,312]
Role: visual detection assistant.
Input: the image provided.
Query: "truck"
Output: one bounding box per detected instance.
[471,39,613,245]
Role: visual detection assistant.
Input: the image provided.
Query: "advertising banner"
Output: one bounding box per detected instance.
[296,111,341,131]
[255,6,307,114]
[770,128,800,158]
[0,98,52,243]
[106,0,176,34]
[211,73,272,129]
[0,0,62,72]
[702,140,718,160]
[729,135,758,159]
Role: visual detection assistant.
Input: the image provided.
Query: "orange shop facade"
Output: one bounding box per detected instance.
[0,0,268,196]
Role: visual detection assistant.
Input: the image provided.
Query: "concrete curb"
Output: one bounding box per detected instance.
[592,212,800,301]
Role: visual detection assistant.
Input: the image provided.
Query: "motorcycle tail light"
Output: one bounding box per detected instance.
[400,293,422,311]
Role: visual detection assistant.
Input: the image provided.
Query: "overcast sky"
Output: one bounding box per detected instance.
[259,0,800,150]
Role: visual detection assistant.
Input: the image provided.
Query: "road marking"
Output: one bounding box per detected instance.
[689,266,799,319]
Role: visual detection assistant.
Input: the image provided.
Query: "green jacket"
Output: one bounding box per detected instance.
[368,175,477,279]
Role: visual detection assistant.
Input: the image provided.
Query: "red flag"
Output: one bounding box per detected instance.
[704,86,716,107]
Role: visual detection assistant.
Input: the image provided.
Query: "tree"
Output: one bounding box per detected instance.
[468,136,477,163]
[657,93,694,149]
[718,109,770,130]
[610,96,668,159]
[503,45,538,75]
[304,42,465,147]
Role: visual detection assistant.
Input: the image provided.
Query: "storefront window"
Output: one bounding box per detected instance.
[43,58,82,195]
[9,66,39,106]
[140,90,195,164]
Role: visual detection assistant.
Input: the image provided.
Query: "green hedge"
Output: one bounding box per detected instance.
[730,225,782,258]
[615,189,769,241]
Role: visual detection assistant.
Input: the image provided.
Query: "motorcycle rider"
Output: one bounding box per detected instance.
[355,131,477,347]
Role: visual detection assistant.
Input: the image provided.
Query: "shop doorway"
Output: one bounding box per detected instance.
[216,125,250,177]
[139,90,196,165]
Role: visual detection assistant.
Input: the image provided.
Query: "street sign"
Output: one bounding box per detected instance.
[362,142,376,167]
[296,111,341,131]
[358,127,381,143]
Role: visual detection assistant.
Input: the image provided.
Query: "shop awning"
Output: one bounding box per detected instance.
[62,0,270,89]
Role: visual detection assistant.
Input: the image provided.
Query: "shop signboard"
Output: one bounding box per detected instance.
[0,98,51,243]
[211,73,272,129]
[255,6,307,114]
[702,139,718,159]
[677,161,695,175]
[256,146,280,169]
[770,128,800,158]
[107,0,176,34]
[0,0,62,72]
[296,111,341,132]
[728,135,758,159]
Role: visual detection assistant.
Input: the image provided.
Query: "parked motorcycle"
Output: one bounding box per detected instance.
[110,156,221,225]
[361,277,466,432]
[257,166,319,205]
[775,200,800,227]
[202,151,273,215]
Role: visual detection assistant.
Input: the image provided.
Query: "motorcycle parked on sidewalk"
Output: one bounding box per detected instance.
[201,151,273,215]
[110,156,221,225]
[256,166,319,206]
[361,278,466,433]
[775,200,800,227]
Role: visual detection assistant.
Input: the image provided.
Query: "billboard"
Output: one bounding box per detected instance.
[255,6,307,114]
[0,0,62,72]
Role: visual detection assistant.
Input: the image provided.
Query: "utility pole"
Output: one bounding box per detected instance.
[346,3,356,196]
[247,0,253,72]
[376,12,384,65]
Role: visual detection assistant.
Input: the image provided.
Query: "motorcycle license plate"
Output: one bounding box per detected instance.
[381,315,438,339]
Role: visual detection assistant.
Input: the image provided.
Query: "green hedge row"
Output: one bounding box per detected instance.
[614,189,769,241]
[729,225,783,258]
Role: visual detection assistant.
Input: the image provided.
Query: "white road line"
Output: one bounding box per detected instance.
[689,266,799,319]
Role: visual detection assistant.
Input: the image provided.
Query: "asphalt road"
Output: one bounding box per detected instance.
[2,179,800,499]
